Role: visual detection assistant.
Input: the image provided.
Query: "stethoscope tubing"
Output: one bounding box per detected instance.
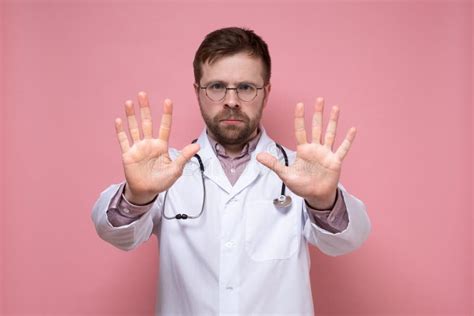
[162,140,290,220]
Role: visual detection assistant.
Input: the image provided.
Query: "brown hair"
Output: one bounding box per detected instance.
[193,27,271,85]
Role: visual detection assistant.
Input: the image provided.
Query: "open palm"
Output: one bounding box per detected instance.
[115,92,200,204]
[257,98,356,209]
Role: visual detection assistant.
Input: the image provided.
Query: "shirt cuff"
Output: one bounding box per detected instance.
[110,183,156,215]
[305,188,349,233]
[106,183,156,227]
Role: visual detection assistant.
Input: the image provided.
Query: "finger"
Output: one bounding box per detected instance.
[312,97,324,144]
[158,99,173,143]
[335,127,357,161]
[256,152,288,180]
[115,118,130,153]
[125,100,141,144]
[324,105,339,150]
[174,143,201,170]
[294,102,307,145]
[138,91,153,139]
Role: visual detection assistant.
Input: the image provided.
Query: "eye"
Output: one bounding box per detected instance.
[238,83,256,92]
[208,82,226,91]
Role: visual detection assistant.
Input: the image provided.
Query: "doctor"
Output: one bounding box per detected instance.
[92,27,371,315]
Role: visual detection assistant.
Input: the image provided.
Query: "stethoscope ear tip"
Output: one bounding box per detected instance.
[273,195,292,208]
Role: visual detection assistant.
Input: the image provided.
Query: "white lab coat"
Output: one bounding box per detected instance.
[92,126,371,316]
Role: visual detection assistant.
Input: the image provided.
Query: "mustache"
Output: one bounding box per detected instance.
[216,109,248,121]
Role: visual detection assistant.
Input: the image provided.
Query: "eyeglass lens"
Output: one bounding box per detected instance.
[205,83,259,102]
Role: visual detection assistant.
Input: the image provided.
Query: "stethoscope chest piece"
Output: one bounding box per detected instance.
[273,195,292,208]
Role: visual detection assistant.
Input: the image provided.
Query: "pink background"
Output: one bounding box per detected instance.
[1,1,472,315]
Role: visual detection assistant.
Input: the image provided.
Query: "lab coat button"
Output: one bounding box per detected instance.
[225,241,234,248]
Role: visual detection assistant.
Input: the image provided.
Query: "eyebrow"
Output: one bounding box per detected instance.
[201,80,260,86]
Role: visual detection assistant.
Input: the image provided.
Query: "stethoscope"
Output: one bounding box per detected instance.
[162,140,292,220]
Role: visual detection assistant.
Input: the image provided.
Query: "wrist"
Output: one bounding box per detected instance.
[124,184,158,205]
[305,189,338,210]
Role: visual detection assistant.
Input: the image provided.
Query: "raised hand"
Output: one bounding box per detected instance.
[115,92,200,205]
[256,97,356,209]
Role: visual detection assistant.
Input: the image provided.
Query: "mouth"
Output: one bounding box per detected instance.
[221,119,244,125]
[220,117,244,123]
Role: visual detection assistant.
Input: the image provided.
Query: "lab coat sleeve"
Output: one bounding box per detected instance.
[91,182,163,251]
[302,183,371,256]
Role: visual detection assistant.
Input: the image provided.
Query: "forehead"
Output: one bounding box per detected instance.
[200,52,265,84]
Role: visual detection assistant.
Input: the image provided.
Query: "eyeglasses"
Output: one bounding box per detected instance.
[198,81,265,102]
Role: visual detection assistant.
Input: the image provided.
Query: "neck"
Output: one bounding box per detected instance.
[222,143,248,158]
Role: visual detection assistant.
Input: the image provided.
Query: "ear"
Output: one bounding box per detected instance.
[193,83,200,98]
[262,83,271,109]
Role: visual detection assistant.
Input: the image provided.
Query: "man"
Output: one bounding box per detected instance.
[92,27,371,315]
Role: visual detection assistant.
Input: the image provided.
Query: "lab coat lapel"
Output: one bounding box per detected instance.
[195,129,233,194]
[194,127,275,198]
[227,127,274,199]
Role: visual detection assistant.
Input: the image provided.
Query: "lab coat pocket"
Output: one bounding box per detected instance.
[245,200,298,261]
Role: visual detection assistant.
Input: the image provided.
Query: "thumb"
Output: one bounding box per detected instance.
[174,143,200,170]
[256,152,287,178]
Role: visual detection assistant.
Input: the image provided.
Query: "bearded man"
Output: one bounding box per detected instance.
[92,27,371,315]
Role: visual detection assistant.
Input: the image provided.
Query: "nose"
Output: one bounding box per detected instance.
[224,88,239,108]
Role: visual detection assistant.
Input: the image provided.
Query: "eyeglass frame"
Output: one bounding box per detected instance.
[195,81,267,102]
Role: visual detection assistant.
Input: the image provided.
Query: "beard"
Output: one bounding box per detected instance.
[199,104,263,146]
